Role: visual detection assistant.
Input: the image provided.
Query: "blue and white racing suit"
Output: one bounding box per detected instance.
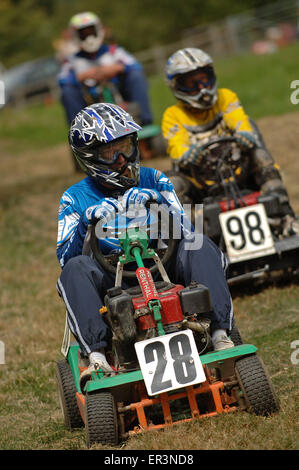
[56,167,233,355]
[58,43,153,125]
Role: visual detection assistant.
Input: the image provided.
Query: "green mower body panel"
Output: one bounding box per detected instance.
[67,342,257,394]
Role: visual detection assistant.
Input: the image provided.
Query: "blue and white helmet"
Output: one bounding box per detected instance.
[165,48,217,110]
[69,103,142,189]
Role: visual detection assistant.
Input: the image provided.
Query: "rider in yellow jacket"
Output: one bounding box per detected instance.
[162,48,298,236]
[163,87,258,185]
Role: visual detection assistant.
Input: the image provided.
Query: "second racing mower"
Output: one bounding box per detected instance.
[178,136,299,287]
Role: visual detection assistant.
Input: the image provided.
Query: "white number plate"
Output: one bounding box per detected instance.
[135,329,206,396]
[219,204,275,263]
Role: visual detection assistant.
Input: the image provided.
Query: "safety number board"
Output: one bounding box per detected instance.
[219,203,275,263]
[135,329,206,396]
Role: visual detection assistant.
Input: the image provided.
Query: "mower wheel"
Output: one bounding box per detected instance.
[56,359,84,429]
[230,324,243,346]
[85,391,119,448]
[235,354,280,416]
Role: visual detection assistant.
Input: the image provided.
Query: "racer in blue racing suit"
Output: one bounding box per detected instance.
[56,103,234,384]
[58,12,153,127]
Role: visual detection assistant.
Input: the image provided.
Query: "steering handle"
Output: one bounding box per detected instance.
[90,204,179,279]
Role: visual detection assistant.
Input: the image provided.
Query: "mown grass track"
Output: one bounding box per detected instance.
[0,111,298,450]
[3,29,299,445]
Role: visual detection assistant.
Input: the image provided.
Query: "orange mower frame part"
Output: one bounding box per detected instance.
[66,343,260,438]
[75,371,239,438]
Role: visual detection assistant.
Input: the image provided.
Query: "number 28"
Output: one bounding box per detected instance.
[144,334,196,394]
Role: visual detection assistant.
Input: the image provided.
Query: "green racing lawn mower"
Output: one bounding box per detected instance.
[56,205,279,448]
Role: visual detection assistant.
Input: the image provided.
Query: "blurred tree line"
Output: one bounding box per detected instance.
[0,0,276,68]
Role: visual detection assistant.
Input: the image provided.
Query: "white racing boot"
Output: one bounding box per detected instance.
[212,329,234,351]
[79,349,114,391]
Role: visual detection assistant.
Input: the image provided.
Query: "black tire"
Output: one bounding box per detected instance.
[235,354,280,416]
[56,359,84,430]
[230,324,243,346]
[85,391,119,448]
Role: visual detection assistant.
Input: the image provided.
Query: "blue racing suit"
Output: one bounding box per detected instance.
[58,44,153,125]
[56,167,233,355]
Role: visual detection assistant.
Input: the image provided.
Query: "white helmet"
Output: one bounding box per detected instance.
[165,48,218,110]
[69,12,104,54]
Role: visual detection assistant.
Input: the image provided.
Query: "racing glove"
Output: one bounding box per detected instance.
[179,144,209,167]
[122,188,162,210]
[234,131,257,150]
[83,198,122,226]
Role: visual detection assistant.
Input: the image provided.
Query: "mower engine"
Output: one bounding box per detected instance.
[104,280,213,370]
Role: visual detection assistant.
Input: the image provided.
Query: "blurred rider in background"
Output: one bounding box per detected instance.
[162,47,299,236]
[58,11,153,128]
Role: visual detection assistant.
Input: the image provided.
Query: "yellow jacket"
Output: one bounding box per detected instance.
[162,88,254,163]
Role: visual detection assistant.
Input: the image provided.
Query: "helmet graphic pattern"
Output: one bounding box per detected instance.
[165,48,217,110]
[69,103,141,189]
[165,48,214,81]
[70,103,141,149]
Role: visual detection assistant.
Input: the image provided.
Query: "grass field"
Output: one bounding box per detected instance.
[151,40,299,121]
[0,131,298,451]
[1,41,299,151]
[0,43,299,451]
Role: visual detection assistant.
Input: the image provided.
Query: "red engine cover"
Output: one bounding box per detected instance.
[132,284,185,330]
[218,191,261,212]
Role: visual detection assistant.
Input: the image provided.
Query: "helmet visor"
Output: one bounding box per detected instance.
[176,67,216,94]
[77,25,98,40]
[94,135,137,165]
